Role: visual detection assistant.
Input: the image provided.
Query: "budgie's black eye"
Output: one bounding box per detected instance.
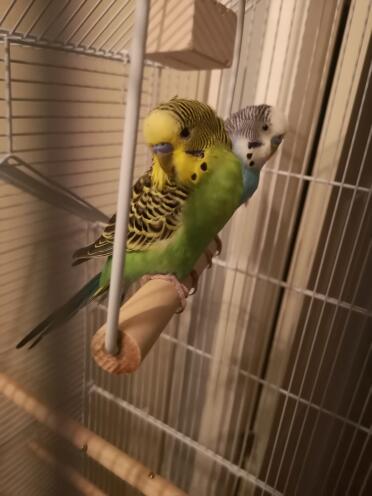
[262,124,269,131]
[180,128,190,138]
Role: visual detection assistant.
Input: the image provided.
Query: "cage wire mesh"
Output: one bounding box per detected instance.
[0,0,371,495]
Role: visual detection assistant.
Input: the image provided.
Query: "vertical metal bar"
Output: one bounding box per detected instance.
[4,36,13,154]
[224,0,245,118]
[105,0,150,355]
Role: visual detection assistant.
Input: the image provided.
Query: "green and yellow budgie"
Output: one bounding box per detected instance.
[16,98,243,349]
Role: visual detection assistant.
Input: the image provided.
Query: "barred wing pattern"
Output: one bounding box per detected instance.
[72,170,189,265]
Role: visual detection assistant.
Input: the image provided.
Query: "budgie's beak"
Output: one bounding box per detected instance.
[152,143,174,175]
[271,134,284,147]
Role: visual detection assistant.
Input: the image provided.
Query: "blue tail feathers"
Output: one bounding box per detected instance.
[16,273,102,349]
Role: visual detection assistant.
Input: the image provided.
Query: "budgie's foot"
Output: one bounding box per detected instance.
[214,235,222,255]
[140,274,189,312]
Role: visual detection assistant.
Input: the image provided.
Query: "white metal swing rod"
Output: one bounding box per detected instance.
[105,0,150,354]
[224,0,245,118]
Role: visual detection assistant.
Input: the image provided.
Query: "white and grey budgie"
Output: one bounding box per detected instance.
[225,104,287,204]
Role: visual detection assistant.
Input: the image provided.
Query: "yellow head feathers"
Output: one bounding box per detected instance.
[143,97,231,189]
[143,109,181,150]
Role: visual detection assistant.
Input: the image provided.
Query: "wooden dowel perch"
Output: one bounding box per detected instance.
[0,374,187,496]
[92,238,220,374]
[29,441,107,496]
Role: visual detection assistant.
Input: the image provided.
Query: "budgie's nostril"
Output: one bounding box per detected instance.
[248,141,262,149]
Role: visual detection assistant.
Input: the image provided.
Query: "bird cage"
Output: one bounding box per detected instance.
[1,1,371,495]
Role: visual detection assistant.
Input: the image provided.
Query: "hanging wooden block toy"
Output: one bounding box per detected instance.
[145,0,237,70]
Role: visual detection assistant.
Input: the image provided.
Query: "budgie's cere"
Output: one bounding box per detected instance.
[225,104,287,203]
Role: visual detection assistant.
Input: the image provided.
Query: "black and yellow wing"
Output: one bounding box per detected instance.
[72,170,189,266]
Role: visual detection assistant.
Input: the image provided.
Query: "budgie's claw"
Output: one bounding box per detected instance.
[214,236,222,255]
[140,274,189,313]
[204,248,213,268]
[189,270,199,295]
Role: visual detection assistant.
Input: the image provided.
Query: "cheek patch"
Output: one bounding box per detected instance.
[231,134,275,171]
[231,135,252,164]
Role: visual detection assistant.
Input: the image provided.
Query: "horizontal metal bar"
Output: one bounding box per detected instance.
[11,77,124,91]
[10,57,129,77]
[11,145,146,155]
[11,92,151,102]
[0,31,163,67]
[89,383,283,496]
[12,129,122,136]
[213,259,372,318]
[13,142,123,153]
[12,110,148,119]
[263,168,371,194]
[28,155,122,165]
[12,114,125,119]
[11,98,123,104]
[134,331,369,437]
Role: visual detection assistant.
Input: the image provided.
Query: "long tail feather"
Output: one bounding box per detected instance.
[16,273,102,349]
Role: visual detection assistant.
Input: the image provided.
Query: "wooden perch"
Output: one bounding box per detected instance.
[91,238,220,374]
[0,374,187,496]
[29,441,107,496]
